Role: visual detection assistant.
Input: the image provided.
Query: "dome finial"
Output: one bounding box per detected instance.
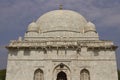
[59,4,63,10]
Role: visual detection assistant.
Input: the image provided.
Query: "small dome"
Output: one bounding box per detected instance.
[84,22,96,33]
[27,22,38,32]
[36,10,87,33]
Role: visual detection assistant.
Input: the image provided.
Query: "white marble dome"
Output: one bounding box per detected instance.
[36,10,87,33]
[27,22,38,32]
[84,22,96,33]
[25,9,99,40]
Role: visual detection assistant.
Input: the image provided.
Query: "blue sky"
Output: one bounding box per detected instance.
[0,0,120,69]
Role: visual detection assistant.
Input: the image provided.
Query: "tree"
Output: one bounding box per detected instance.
[118,70,120,80]
[0,69,6,80]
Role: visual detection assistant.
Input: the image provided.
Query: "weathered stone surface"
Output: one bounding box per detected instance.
[6,9,118,80]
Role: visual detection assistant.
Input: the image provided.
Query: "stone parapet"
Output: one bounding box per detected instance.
[6,40,117,50]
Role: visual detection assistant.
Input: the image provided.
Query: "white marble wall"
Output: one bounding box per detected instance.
[6,47,118,80]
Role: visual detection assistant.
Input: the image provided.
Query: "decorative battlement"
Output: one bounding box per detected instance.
[6,40,117,50]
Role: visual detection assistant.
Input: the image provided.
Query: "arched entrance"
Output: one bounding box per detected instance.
[57,71,67,80]
[53,63,71,80]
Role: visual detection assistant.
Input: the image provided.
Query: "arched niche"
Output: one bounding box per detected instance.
[34,69,44,80]
[53,63,71,80]
[80,69,90,80]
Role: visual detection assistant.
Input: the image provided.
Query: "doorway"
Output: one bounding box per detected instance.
[57,71,67,80]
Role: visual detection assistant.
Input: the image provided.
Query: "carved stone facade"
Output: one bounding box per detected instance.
[6,9,118,80]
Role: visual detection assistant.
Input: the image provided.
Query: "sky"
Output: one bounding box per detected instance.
[0,0,120,69]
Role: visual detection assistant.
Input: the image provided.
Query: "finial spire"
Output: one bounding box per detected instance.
[59,4,63,10]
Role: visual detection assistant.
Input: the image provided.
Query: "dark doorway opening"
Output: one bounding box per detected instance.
[57,71,67,80]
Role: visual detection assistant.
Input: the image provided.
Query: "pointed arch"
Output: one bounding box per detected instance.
[53,63,71,80]
[34,69,44,80]
[53,63,71,73]
[57,71,67,80]
[80,69,90,80]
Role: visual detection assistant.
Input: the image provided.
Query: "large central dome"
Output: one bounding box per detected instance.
[25,9,99,40]
[36,10,87,33]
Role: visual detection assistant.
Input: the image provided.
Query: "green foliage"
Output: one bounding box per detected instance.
[0,69,6,80]
[118,70,120,80]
